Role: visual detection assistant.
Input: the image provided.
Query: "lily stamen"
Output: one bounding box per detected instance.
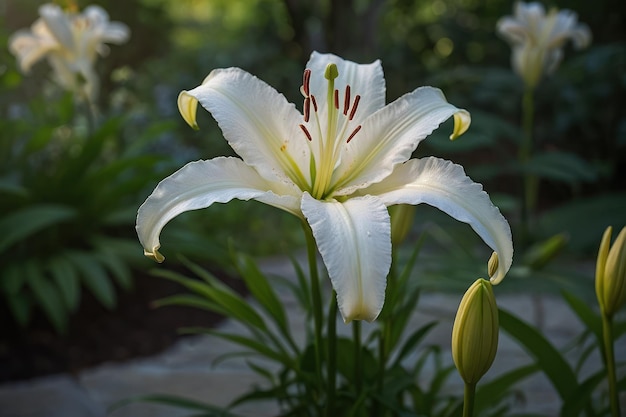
[346,125,362,143]
[304,97,311,122]
[302,69,311,96]
[349,95,361,121]
[299,124,313,141]
[344,85,351,116]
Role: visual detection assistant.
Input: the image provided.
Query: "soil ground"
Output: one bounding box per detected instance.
[0,268,243,383]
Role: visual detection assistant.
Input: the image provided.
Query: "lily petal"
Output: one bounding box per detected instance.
[136,157,300,262]
[496,17,529,45]
[39,4,75,51]
[334,87,470,196]
[305,51,386,123]
[301,193,391,322]
[180,68,311,189]
[8,30,57,72]
[361,157,513,284]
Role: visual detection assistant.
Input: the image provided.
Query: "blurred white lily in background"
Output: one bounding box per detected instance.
[8,3,130,103]
[136,52,513,323]
[497,1,591,89]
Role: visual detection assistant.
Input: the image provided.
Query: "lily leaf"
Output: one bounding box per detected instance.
[523,151,598,184]
[108,394,242,416]
[66,251,116,310]
[47,256,80,312]
[499,308,578,400]
[25,262,68,333]
[0,205,76,252]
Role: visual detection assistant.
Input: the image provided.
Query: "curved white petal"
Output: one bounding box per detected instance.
[8,30,57,72]
[301,193,391,322]
[181,68,311,189]
[98,21,131,44]
[136,157,301,262]
[333,87,470,196]
[496,17,529,44]
[39,4,75,50]
[361,157,513,284]
[305,51,386,123]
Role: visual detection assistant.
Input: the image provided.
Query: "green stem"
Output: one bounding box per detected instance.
[602,314,621,417]
[462,382,476,417]
[302,222,325,401]
[353,320,363,398]
[326,292,337,416]
[519,87,535,247]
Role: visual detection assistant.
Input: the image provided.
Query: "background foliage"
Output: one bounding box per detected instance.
[0,2,625,413]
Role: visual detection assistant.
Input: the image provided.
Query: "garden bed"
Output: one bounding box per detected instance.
[0,267,243,383]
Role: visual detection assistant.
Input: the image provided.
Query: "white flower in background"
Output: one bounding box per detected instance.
[136,52,513,323]
[8,3,130,102]
[497,1,591,88]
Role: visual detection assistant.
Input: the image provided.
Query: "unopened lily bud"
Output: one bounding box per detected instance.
[522,233,568,271]
[595,226,626,318]
[390,204,415,247]
[452,278,499,385]
[488,252,499,279]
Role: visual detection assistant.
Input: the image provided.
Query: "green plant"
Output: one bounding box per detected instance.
[0,92,170,333]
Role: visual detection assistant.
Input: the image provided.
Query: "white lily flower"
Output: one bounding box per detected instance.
[136,52,513,323]
[497,1,591,88]
[8,3,130,101]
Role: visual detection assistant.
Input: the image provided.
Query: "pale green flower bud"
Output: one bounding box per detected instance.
[488,252,499,279]
[452,278,499,385]
[389,204,415,247]
[595,226,626,318]
[522,233,568,271]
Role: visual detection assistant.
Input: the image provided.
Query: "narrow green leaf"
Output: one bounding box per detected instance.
[523,151,598,184]
[560,370,606,417]
[473,364,539,414]
[237,254,288,333]
[47,256,80,312]
[6,292,32,327]
[561,291,602,342]
[108,394,242,416]
[95,251,133,291]
[66,251,116,309]
[155,265,268,332]
[245,361,276,382]
[152,294,229,316]
[0,205,76,252]
[2,263,25,294]
[391,321,438,368]
[499,308,578,400]
[25,262,68,333]
[182,328,290,366]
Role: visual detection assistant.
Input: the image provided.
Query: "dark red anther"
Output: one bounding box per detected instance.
[334,89,339,109]
[304,97,311,123]
[343,85,351,115]
[311,95,318,112]
[303,69,311,97]
[349,95,361,121]
[299,124,313,141]
[346,125,362,143]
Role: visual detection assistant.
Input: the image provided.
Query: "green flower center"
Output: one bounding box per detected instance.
[298,63,363,200]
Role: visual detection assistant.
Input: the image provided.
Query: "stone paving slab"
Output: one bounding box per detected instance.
[1,255,625,417]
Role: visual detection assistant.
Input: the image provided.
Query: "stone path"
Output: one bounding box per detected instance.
[1,255,624,417]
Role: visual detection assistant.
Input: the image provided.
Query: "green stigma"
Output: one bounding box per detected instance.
[324,63,339,81]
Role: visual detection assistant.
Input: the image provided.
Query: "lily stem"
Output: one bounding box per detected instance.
[601,313,621,417]
[326,292,337,416]
[353,320,363,401]
[519,87,536,247]
[462,382,476,417]
[303,222,325,405]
